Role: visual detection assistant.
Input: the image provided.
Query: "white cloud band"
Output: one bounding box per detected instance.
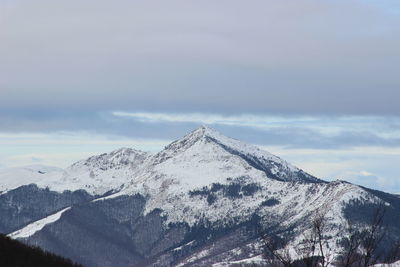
[112,111,400,139]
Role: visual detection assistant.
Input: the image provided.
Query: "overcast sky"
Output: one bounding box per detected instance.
[1,0,400,192]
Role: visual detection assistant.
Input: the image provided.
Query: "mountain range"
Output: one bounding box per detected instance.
[1,126,399,266]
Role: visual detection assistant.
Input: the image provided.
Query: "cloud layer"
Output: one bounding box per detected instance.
[1,0,400,114]
[1,110,399,193]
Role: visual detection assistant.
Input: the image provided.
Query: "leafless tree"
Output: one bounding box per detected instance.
[382,240,400,267]
[261,232,292,267]
[295,211,331,267]
[337,221,360,267]
[338,202,387,267]
[262,202,399,267]
[262,211,330,267]
[360,203,386,267]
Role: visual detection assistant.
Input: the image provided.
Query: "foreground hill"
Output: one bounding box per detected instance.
[1,126,400,266]
[0,234,82,267]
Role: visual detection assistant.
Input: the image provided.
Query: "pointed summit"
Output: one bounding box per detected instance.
[154,126,322,183]
[193,124,210,133]
[161,125,223,154]
[186,125,222,139]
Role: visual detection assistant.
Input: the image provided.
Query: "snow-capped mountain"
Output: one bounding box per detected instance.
[0,165,64,194]
[58,147,151,195]
[1,126,400,267]
[113,126,326,227]
[148,125,321,184]
[0,148,151,196]
[0,126,318,196]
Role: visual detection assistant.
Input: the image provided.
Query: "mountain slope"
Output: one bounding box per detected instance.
[0,148,152,196]
[57,147,151,195]
[150,126,321,183]
[0,184,92,234]
[2,126,400,266]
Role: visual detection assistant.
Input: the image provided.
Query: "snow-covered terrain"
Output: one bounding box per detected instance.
[2,126,399,267]
[0,126,318,197]
[0,148,152,196]
[211,255,265,267]
[374,261,400,267]
[8,207,70,239]
[0,165,63,194]
[50,147,151,195]
[112,126,365,233]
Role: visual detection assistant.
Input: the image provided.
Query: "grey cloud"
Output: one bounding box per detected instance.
[2,110,400,149]
[0,0,400,114]
[340,171,400,193]
[219,125,400,149]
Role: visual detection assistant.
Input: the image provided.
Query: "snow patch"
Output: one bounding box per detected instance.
[212,254,265,266]
[8,207,70,239]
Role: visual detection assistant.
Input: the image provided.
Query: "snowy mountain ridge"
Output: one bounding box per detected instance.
[0,148,152,196]
[1,126,399,267]
[154,126,320,183]
[110,127,345,229]
[0,126,319,196]
[60,147,152,195]
[0,126,381,231]
[0,165,64,194]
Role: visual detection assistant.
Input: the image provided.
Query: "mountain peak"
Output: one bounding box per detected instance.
[189,125,221,138]
[69,147,149,169]
[159,125,229,157]
[154,126,322,184]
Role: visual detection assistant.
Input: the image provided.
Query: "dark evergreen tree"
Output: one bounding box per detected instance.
[0,234,83,267]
